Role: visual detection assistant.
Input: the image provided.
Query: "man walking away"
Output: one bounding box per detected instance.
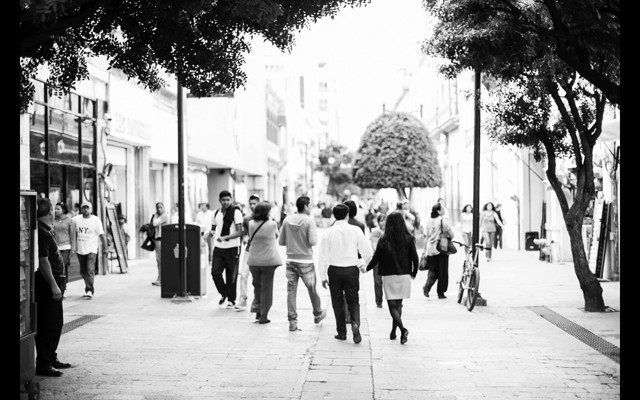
[279,195,327,332]
[318,203,373,344]
[210,190,244,308]
[71,202,107,299]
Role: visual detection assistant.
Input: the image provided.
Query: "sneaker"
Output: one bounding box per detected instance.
[352,323,362,344]
[218,296,227,305]
[236,299,247,308]
[289,321,299,331]
[234,303,246,311]
[226,301,235,309]
[314,309,327,324]
[84,292,93,299]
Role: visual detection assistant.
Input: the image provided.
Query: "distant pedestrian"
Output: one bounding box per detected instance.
[210,190,244,308]
[343,199,365,323]
[397,199,417,235]
[247,201,283,324]
[369,213,386,308]
[235,194,261,310]
[460,204,473,255]
[422,202,455,299]
[195,203,215,262]
[35,197,72,377]
[71,202,107,299]
[118,214,131,258]
[150,202,169,286]
[494,203,505,250]
[53,202,74,284]
[279,195,327,332]
[318,203,373,344]
[321,203,333,228]
[365,211,418,344]
[480,201,503,262]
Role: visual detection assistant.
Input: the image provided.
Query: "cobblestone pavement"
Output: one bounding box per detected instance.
[23,241,620,400]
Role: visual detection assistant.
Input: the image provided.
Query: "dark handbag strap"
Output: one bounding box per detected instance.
[247,220,267,247]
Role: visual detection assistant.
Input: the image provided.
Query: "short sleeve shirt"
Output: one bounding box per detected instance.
[38,220,64,275]
[213,207,244,249]
[72,214,105,254]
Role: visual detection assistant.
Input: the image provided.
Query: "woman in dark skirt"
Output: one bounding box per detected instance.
[365,211,419,344]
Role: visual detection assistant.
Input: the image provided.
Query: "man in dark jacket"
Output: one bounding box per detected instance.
[35,197,72,377]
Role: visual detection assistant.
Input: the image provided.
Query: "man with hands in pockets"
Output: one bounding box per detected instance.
[318,203,373,344]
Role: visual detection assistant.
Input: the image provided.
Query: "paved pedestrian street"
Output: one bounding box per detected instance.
[24,244,620,400]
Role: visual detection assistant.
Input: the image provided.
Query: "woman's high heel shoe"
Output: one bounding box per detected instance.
[400,328,409,345]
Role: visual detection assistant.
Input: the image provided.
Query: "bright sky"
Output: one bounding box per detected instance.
[289,0,430,151]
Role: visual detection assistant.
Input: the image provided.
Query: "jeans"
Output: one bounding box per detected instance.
[494,226,503,249]
[249,265,278,321]
[59,249,71,283]
[327,266,360,335]
[237,248,250,303]
[77,252,96,294]
[372,263,383,305]
[286,261,323,322]
[34,271,64,369]
[211,247,240,302]
[154,239,162,282]
[482,231,496,259]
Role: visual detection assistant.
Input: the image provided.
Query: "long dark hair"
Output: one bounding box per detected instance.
[430,202,443,218]
[377,211,414,263]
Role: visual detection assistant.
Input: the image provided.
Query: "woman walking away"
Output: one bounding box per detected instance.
[247,201,282,324]
[460,204,473,255]
[365,211,419,344]
[479,202,503,262]
[53,202,74,285]
[423,202,455,299]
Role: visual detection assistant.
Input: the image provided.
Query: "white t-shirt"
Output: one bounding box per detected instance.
[212,207,244,249]
[72,215,105,255]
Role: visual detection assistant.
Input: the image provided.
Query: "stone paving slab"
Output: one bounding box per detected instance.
[23,245,620,400]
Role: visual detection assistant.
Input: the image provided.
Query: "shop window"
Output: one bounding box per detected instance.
[48,93,71,111]
[82,168,96,205]
[33,80,45,103]
[29,104,46,160]
[68,166,81,215]
[29,160,47,199]
[81,119,95,165]
[49,164,63,204]
[49,113,80,162]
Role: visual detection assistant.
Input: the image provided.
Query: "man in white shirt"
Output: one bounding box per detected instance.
[318,203,373,344]
[71,202,107,299]
[210,190,244,308]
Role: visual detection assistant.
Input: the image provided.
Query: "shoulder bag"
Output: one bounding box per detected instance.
[437,219,457,255]
[245,220,267,252]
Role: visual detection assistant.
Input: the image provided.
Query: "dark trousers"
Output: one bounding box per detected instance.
[424,253,450,296]
[494,226,503,249]
[34,272,65,369]
[373,264,383,305]
[211,246,240,302]
[249,265,278,321]
[328,266,360,335]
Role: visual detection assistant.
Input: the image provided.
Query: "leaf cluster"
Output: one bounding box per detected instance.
[353,111,442,190]
[20,0,370,113]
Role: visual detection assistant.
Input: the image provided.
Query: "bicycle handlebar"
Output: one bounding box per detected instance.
[451,240,486,250]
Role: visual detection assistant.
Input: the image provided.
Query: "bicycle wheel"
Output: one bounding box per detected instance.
[457,263,466,304]
[466,267,480,311]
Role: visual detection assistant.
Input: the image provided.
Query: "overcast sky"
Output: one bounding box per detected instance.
[289,0,431,151]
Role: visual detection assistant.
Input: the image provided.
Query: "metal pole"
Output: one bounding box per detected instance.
[472,69,481,263]
[177,82,187,297]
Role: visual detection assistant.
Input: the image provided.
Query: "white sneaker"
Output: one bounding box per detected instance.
[226,301,235,309]
[84,292,93,299]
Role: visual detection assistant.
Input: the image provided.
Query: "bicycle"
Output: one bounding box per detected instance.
[452,240,485,311]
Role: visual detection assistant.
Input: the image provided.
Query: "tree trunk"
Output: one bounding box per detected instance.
[565,211,606,312]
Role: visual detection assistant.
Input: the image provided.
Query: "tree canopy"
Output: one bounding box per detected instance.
[317,143,361,199]
[422,0,620,312]
[422,0,620,105]
[353,111,442,199]
[19,0,369,113]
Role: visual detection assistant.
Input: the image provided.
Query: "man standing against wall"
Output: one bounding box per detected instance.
[318,203,373,344]
[211,190,244,308]
[279,195,327,332]
[35,198,72,376]
[71,202,107,299]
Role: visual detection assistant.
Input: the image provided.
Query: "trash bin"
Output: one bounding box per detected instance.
[161,224,207,298]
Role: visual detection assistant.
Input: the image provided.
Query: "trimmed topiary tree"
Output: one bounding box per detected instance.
[353,111,442,200]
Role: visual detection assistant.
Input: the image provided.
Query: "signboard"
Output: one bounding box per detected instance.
[105,204,129,273]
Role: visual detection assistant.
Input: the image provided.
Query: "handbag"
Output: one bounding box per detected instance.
[245,220,266,252]
[418,253,429,271]
[141,236,155,252]
[437,219,457,255]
